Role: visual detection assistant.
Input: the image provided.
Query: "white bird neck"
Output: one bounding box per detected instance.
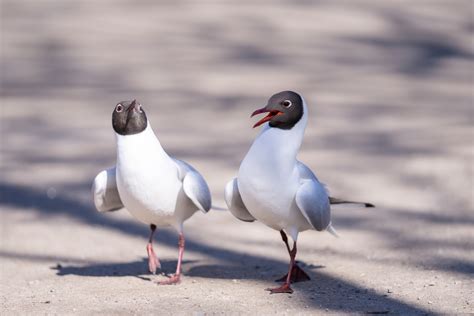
[246,101,308,173]
[115,123,169,162]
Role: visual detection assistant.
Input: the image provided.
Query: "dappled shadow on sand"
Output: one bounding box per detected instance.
[52,259,429,314]
[0,181,445,314]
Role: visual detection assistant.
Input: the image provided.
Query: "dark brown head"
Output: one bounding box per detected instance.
[112,100,148,135]
[251,91,304,130]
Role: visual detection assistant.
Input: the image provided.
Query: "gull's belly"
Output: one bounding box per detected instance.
[238,174,308,231]
[116,166,181,226]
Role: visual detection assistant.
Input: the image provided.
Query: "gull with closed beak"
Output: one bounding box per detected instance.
[92,99,212,285]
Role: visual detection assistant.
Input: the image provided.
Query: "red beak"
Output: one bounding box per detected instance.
[251,107,283,128]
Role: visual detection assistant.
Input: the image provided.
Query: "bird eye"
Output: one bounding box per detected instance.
[282,100,292,108]
[116,104,123,112]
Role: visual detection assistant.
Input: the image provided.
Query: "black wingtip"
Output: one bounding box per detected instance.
[365,203,375,208]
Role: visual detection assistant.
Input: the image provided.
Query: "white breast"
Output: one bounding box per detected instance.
[238,104,311,232]
[115,125,182,226]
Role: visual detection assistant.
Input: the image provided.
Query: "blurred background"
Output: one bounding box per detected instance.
[1,0,473,314]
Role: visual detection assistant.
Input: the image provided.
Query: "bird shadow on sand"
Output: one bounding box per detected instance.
[51,259,186,277]
[51,258,197,281]
[185,261,325,280]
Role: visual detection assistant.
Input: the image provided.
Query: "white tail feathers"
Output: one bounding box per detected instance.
[326,223,340,238]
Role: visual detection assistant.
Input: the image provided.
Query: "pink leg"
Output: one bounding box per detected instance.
[158,233,185,285]
[147,224,161,274]
[275,230,310,283]
[266,234,298,294]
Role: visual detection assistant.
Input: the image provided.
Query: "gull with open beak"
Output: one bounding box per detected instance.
[225,91,373,294]
[92,99,212,284]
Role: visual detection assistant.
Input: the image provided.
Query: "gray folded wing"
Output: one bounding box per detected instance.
[295,178,331,231]
[224,178,255,222]
[92,167,123,213]
[173,158,211,213]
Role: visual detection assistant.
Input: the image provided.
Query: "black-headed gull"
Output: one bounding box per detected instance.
[92,100,211,285]
[225,91,373,294]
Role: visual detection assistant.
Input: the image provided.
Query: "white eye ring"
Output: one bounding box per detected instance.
[282,100,292,108]
[116,104,123,112]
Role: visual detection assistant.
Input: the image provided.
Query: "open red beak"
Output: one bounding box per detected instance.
[251,107,283,128]
[250,108,283,128]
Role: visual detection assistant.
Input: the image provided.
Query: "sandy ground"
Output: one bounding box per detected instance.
[1,0,473,314]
